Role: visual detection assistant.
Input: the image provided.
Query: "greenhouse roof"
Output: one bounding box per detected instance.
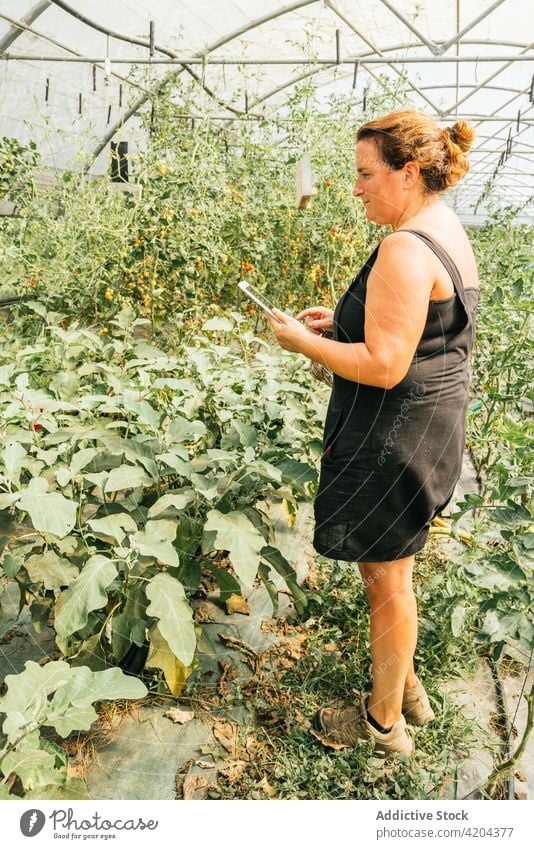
[1,0,533,219]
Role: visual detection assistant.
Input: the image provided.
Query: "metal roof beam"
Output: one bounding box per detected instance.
[205,0,319,53]
[5,53,533,64]
[47,0,244,118]
[443,42,534,114]
[79,0,323,164]
[0,10,151,98]
[325,0,441,114]
[0,0,50,52]
[437,0,507,54]
[375,0,440,55]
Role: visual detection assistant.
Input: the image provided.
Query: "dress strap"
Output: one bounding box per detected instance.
[396,229,468,310]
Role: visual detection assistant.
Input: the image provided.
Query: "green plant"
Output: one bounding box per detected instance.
[0,660,146,798]
[0,77,405,322]
[0,300,322,695]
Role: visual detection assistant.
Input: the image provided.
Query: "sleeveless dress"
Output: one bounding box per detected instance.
[313,229,480,563]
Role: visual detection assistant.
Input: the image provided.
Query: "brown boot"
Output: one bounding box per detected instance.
[312,694,415,757]
[402,677,435,726]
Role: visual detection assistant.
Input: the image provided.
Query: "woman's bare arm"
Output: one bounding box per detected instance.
[293,233,434,388]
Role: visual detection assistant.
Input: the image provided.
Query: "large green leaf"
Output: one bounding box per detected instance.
[123,399,162,430]
[0,747,57,790]
[464,556,527,592]
[205,562,241,603]
[104,464,152,492]
[46,666,147,737]
[147,489,196,518]
[144,519,178,541]
[25,777,91,800]
[133,529,180,567]
[17,477,78,538]
[167,415,207,444]
[69,447,98,476]
[54,555,118,637]
[111,581,148,661]
[488,503,532,527]
[25,551,79,590]
[2,440,26,481]
[273,458,317,485]
[145,572,196,666]
[202,316,234,332]
[0,660,72,743]
[202,509,266,586]
[87,513,138,544]
[261,545,307,614]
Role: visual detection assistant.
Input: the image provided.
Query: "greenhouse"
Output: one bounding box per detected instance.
[0,0,532,814]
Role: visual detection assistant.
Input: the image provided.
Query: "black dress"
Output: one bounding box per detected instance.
[313,230,479,563]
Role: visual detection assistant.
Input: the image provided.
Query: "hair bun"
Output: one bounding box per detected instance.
[447,120,475,153]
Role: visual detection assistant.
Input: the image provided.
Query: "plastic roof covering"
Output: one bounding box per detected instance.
[1,0,533,219]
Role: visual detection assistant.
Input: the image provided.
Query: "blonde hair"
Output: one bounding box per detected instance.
[356,109,475,192]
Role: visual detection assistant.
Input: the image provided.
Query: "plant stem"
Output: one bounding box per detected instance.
[483,685,534,793]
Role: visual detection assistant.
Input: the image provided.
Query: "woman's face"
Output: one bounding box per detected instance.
[352,139,407,225]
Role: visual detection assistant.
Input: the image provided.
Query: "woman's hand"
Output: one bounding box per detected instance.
[267,308,316,353]
[294,306,334,334]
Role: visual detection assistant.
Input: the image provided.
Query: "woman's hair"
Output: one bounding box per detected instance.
[356,109,475,192]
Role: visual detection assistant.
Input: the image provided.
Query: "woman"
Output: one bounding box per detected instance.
[267,109,479,757]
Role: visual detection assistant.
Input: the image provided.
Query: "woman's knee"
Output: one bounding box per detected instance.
[359,557,415,604]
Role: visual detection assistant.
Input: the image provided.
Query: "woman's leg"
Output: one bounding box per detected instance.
[358,554,418,728]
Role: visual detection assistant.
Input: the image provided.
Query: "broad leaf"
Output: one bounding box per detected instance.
[17,477,77,538]
[205,562,241,603]
[147,490,196,518]
[104,464,152,492]
[145,625,192,696]
[0,660,72,743]
[145,573,196,666]
[87,513,138,544]
[25,777,91,800]
[2,440,26,480]
[69,447,98,476]
[1,747,57,790]
[46,666,147,737]
[464,556,526,592]
[25,551,79,590]
[133,529,180,567]
[261,546,307,614]
[202,316,234,332]
[167,416,207,444]
[54,555,118,637]
[202,509,265,586]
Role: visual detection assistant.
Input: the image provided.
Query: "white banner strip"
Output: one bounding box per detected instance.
[2,799,533,848]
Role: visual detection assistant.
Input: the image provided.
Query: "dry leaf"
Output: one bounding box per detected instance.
[245,735,267,757]
[225,594,250,615]
[164,707,195,725]
[182,774,209,800]
[194,601,218,622]
[213,719,238,755]
[217,632,258,657]
[219,760,247,782]
[258,776,277,798]
[145,626,192,695]
[280,632,308,659]
[295,709,312,730]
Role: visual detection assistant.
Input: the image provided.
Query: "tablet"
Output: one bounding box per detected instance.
[237,280,279,318]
